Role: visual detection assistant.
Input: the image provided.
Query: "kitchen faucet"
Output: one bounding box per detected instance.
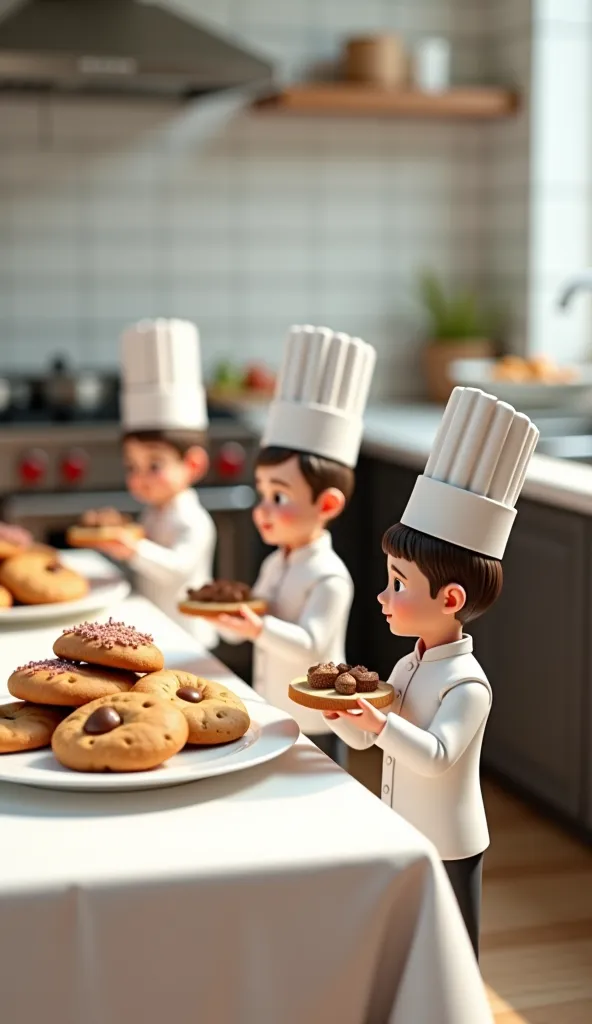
[557,270,592,309]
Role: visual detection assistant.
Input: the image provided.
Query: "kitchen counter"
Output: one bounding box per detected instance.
[242,401,592,516]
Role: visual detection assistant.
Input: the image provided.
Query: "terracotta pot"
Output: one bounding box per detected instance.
[344,35,408,87]
[423,340,493,403]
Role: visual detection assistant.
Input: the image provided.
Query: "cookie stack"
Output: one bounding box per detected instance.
[0,618,250,773]
[0,523,88,607]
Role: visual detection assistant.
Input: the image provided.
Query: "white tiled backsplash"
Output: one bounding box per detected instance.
[0,0,513,395]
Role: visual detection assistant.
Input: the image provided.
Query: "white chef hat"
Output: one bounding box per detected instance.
[261,325,376,468]
[401,387,539,559]
[120,319,208,432]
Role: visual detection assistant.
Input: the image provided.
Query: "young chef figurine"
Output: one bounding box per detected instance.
[95,319,217,647]
[217,324,376,759]
[325,386,539,958]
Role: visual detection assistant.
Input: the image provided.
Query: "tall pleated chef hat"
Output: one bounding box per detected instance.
[261,325,376,468]
[401,387,539,559]
[120,319,208,432]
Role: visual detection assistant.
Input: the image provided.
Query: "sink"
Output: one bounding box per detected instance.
[535,434,592,464]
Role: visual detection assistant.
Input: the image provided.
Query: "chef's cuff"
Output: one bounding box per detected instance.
[374,713,402,757]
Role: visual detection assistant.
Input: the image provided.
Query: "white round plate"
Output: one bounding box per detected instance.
[0,577,131,625]
[0,701,299,792]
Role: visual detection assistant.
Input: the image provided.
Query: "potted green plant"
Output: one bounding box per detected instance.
[419,271,495,402]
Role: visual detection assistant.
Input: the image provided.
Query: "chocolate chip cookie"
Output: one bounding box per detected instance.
[133,670,250,745]
[51,693,189,772]
[0,551,89,605]
[0,701,64,753]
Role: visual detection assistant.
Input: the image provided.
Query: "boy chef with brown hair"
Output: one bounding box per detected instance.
[95,319,217,648]
[325,386,539,956]
[217,325,376,759]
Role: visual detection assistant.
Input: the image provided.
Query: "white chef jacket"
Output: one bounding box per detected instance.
[328,635,492,860]
[129,488,217,649]
[220,531,353,735]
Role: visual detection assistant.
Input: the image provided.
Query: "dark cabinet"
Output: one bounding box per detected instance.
[476,501,586,820]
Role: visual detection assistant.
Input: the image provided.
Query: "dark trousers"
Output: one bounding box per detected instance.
[443,852,483,960]
[308,732,341,765]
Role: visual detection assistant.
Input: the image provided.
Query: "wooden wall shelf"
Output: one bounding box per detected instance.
[255,85,519,120]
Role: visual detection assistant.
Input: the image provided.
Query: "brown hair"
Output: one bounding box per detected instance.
[122,429,208,458]
[256,447,355,503]
[382,522,503,624]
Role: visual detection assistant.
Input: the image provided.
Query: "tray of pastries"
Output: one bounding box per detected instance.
[178,581,267,620]
[67,508,145,548]
[289,661,394,711]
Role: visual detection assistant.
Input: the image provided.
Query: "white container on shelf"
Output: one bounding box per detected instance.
[414,37,451,93]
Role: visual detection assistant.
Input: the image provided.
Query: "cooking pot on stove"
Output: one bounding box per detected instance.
[42,356,115,415]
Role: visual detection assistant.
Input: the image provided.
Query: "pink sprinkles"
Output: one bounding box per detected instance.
[61,617,154,649]
[15,658,77,678]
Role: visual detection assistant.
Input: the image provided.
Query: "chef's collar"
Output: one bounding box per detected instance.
[283,530,333,563]
[157,488,201,513]
[414,634,473,662]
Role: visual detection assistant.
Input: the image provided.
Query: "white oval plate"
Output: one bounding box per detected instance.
[0,701,299,792]
[451,357,592,409]
[0,577,131,625]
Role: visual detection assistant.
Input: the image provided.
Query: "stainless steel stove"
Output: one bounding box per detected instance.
[0,366,260,585]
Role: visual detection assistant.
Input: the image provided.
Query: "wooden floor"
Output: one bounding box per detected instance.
[345,749,592,1022]
[481,781,592,1023]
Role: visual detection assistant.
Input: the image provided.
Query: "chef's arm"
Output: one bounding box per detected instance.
[130,528,210,587]
[214,563,274,647]
[374,682,491,776]
[256,576,353,662]
[326,714,378,751]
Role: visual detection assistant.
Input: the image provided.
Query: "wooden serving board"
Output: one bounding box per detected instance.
[288,677,394,711]
[178,599,267,620]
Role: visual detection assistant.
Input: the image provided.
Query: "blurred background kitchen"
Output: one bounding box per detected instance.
[1,3,592,1019]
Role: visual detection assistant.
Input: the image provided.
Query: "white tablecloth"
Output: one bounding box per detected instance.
[0,554,492,1024]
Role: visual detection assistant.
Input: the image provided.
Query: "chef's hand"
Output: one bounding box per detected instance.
[323,698,387,735]
[94,535,138,562]
[217,604,263,641]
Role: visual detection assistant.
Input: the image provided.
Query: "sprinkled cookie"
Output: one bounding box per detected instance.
[8,658,136,707]
[133,670,250,745]
[0,551,89,605]
[51,692,189,772]
[53,618,165,673]
[0,522,33,560]
[0,701,64,753]
[0,584,13,609]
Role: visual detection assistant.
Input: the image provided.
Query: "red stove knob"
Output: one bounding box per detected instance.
[61,449,88,484]
[19,449,48,486]
[217,442,246,479]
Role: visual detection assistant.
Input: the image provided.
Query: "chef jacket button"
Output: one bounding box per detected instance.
[383,784,390,794]
[406,661,414,670]
[386,756,393,766]
[395,690,401,699]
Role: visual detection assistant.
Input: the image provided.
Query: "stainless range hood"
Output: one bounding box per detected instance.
[0,0,273,98]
